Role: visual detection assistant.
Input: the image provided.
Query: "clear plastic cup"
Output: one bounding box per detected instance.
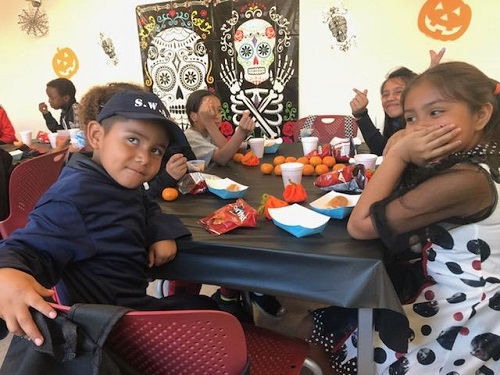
[187,159,206,172]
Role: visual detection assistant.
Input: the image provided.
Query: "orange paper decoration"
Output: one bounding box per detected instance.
[52,47,79,79]
[418,0,471,41]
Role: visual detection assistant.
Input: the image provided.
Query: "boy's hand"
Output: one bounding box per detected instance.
[38,102,49,114]
[148,240,177,267]
[166,153,188,181]
[0,268,56,346]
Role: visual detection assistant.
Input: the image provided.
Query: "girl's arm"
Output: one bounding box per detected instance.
[348,123,469,239]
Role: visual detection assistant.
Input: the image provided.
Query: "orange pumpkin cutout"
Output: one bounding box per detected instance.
[52,47,79,79]
[418,0,471,41]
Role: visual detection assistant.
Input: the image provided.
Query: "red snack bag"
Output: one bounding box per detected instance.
[199,198,258,235]
[313,165,355,188]
[177,172,208,195]
[36,131,50,144]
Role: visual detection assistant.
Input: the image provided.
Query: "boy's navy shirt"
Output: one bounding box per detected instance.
[0,153,191,308]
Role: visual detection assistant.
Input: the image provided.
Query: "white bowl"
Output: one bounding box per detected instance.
[310,191,361,219]
[9,149,23,162]
[268,204,330,237]
[206,178,248,199]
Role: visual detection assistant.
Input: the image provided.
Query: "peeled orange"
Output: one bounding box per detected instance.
[162,187,179,201]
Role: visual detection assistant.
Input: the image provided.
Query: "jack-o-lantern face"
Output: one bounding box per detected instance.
[418,0,471,41]
[52,47,79,79]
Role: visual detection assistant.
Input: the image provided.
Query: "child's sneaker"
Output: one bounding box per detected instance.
[211,290,254,323]
[249,293,287,318]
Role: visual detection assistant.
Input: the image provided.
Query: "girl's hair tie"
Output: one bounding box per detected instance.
[495,83,500,95]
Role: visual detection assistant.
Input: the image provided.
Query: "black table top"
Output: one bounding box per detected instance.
[149,143,404,315]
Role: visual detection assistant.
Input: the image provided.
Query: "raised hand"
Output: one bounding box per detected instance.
[350,88,369,115]
[429,48,446,68]
[165,153,187,181]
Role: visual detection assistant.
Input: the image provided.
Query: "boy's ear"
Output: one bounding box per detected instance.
[86,120,104,149]
[475,102,493,131]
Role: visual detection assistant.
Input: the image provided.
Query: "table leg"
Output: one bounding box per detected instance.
[357,308,374,374]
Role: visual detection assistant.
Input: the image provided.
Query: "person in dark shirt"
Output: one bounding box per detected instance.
[350,49,445,155]
[38,78,79,132]
[0,90,217,347]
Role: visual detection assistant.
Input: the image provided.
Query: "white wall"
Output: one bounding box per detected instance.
[1,0,499,139]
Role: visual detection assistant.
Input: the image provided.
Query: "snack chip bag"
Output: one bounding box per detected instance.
[199,198,258,235]
[177,172,208,195]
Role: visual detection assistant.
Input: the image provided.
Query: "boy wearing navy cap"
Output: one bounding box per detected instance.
[0,91,217,347]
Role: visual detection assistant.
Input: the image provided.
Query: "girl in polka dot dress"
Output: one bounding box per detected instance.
[306,61,500,374]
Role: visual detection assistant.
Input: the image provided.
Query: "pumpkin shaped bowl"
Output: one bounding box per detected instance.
[268,204,330,237]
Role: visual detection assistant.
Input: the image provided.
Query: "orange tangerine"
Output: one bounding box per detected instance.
[309,156,322,167]
[302,164,315,176]
[285,156,297,163]
[333,163,346,171]
[274,164,282,176]
[296,156,309,165]
[233,152,244,162]
[322,155,336,168]
[273,155,286,166]
[162,187,179,201]
[260,163,274,175]
[315,164,330,175]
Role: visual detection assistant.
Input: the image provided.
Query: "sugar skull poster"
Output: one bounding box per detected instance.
[136,0,299,142]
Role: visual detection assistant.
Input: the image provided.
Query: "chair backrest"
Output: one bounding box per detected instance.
[105,309,249,375]
[0,148,68,238]
[293,115,358,144]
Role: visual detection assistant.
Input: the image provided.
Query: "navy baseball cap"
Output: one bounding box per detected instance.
[96,90,186,148]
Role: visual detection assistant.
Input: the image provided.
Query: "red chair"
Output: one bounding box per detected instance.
[0,148,68,238]
[293,114,358,143]
[50,303,322,375]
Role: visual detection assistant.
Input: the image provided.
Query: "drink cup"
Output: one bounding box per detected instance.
[354,153,378,170]
[248,138,265,158]
[301,136,318,155]
[48,132,58,148]
[56,130,70,148]
[187,159,206,172]
[19,130,32,146]
[280,162,303,187]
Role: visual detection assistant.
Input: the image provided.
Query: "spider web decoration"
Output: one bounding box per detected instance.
[18,6,49,37]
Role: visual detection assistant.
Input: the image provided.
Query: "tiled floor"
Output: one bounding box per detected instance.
[0,282,330,374]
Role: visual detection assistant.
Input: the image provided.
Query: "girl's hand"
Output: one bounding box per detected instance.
[0,268,56,346]
[389,123,461,166]
[148,240,177,267]
[237,111,255,135]
[198,98,220,129]
[166,153,187,181]
[429,48,446,68]
[350,88,369,115]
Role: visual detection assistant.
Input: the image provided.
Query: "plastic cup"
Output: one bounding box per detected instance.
[280,162,303,187]
[187,159,206,172]
[248,138,265,158]
[301,136,318,155]
[354,153,378,170]
[19,130,32,146]
[48,132,58,148]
